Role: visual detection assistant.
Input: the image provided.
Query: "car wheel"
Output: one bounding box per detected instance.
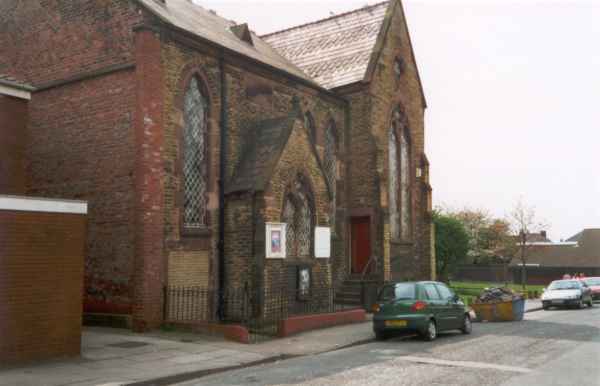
[461,314,472,334]
[375,331,388,341]
[422,320,437,341]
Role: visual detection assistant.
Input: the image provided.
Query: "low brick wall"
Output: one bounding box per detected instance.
[0,196,87,364]
[278,309,366,337]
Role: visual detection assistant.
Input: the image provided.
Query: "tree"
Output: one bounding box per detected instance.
[481,218,518,284]
[508,198,548,290]
[451,208,491,263]
[433,211,470,282]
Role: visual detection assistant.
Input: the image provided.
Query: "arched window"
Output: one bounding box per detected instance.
[282,177,314,257]
[323,121,337,229]
[388,127,400,239]
[183,76,208,229]
[389,109,411,240]
[399,127,411,240]
[304,112,316,143]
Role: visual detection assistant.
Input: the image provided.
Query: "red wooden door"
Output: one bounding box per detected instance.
[351,217,371,274]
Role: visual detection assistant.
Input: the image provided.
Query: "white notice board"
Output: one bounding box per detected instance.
[314,227,331,258]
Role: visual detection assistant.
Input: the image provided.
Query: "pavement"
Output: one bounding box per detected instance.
[0,299,544,386]
[176,302,600,386]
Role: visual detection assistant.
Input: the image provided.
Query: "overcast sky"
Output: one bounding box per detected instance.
[199,0,600,241]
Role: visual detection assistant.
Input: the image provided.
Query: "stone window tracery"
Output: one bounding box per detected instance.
[183,76,208,229]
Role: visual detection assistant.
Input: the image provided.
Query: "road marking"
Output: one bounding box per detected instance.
[397,356,532,373]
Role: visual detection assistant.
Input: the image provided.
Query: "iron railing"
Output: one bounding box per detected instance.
[163,285,354,343]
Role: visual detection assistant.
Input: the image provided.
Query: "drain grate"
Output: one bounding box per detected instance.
[108,341,151,349]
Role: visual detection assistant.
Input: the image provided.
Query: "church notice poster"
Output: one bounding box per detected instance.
[266,223,286,259]
[314,227,331,258]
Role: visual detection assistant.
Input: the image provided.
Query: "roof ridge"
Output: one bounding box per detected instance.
[261,1,390,38]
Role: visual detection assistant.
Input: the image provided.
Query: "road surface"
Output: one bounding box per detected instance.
[176,305,600,386]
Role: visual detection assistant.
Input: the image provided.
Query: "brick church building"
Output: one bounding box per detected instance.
[1,0,433,330]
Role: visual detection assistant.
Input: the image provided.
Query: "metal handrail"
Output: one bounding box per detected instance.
[361,255,378,281]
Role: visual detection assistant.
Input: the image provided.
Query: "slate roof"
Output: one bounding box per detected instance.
[0,74,35,92]
[510,229,600,268]
[136,0,314,84]
[262,2,389,89]
[226,116,297,195]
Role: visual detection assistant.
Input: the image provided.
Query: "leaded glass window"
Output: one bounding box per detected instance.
[388,127,400,239]
[400,129,411,240]
[296,191,312,257]
[183,77,208,229]
[282,197,296,257]
[281,178,314,257]
[323,123,337,229]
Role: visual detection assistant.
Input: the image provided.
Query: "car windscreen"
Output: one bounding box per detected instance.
[583,278,600,286]
[548,280,581,290]
[378,283,416,301]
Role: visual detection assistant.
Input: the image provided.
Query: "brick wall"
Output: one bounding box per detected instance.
[0,208,86,364]
[0,0,142,85]
[27,68,137,317]
[1,0,157,323]
[161,31,349,300]
[0,95,27,195]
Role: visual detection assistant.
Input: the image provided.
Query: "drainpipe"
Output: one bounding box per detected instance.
[217,55,227,320]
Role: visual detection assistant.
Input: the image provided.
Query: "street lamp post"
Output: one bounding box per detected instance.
[520,230,527,291]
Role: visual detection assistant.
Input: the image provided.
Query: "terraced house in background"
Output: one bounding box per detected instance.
[0,0,434,330]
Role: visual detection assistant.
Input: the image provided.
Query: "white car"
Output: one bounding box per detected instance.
[541,280,593,310]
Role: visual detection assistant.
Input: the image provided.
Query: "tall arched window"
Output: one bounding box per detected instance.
[323,121,337,229]
[388,127,400,239]
[282,177,314,257]
[183,76,208,229]
[304,112,316,143]
[399,128,411,240]
[389,109,412,240]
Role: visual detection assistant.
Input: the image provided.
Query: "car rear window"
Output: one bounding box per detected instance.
[423,283,441,300]
[583,278,600,286]
[378,283,416,301]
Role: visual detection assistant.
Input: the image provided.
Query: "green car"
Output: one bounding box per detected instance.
[372,281,472,341]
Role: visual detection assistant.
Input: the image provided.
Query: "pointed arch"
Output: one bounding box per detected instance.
[389,106,412,240]
[281,173,315,257]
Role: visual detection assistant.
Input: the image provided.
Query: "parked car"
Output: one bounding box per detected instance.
[541,279,593,310]
[581,277,600,300]
[372,281,471,341]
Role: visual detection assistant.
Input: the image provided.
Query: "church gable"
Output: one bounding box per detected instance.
[364,0,427,108]
[266,119,332,225]
[226,110,332,199]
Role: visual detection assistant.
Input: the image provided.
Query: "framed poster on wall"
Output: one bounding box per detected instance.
[314,227,331,258]
[265,223,286,259]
